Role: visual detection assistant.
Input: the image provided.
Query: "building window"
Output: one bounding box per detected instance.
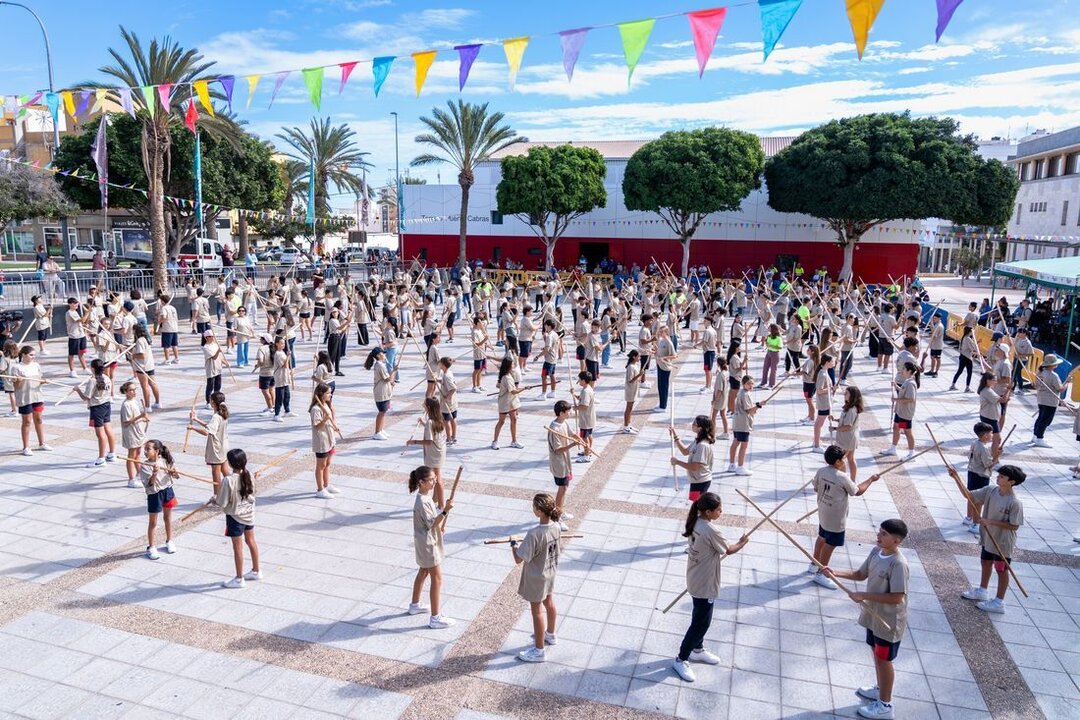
[1019,162,1030,181]
[1034,159,1045,179]
[491,211,503,225]
[1017,203,1022,223]
[1067,152,1080,176]
[1064,200,1070,226]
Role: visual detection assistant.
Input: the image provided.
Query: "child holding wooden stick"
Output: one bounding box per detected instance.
[670,416,715,501]
[365,346,393,440]
[212,448,260,588]
[437,356,459,445]
[189,392,230,485]
[310,382,338,499]
[728,375,764,476]
[1,341,18,417]
[622,350,643,434]
[810,446,880,590]
[671,492,749,683]
[74,358,116,467]
[201,330,224,408]
[546,401,577,531]
[512,492,562,662]
[408,465,455,629]
[835,386,866,480]
[139,439,179,560]
[12,345,51,455]
[119,381,148,488]
[574,371,596,462]
[407,398,447,507]
[711,357,730,440]
[955,464,1025,614]
[491,356,525,450]
[823,519,910,720]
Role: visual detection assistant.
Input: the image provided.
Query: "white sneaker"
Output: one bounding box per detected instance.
[164,540,176,554]
[726,463,737,473]
[87,458,105,468]
[509,441,524,449]
[962,516,973,527]
[652,406,667,413]
[811,446,824,454]
[807,562,819,575]
[146,545,160,560]
[408,602,430,615]
[543,631,557,646]
[1033,438,1051,448]
[904,450,915,460]
[535,394,547,401]
[325,485,340,495]
[961,586,989,601]
[222,576,245,589]
[105,453,116,463]
[429,615,456,629]
[717,432,729,440]
[315,489,332,499]
[284,411,295,418]
[968,524,981,535]
[260,408,274,416]
[799,418,813,426]
[558,520,570,532]
[151,403,162,410]
[204,403,212,410]
[272,415,284,423]
[517,647,546,663]
[879,447,897,457]
[372,432,388,441]
[640,382,651,389]
[562,511,573,520]
[574,456,591,463]
[977,597,1005,614]
[857,700,894,719]
[69,370,78,379]
[546,391,555,399]
[471,387,483,394]
[244,570,262,581]
[689,648,721,665]
[855,686,881,701]
[37,444,53,452]
[813,572,837,590]
[672,658,696,682]
[734,467,751,476]
[699,387,709,394]
[490,442,500,451]
[127,479,138,488]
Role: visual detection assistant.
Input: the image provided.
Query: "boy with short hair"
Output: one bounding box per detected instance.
[824,519,910,720]
[574,371,596,464]
[810,445,880,589]
[963,422,999,533]
[956,464,1025,614]
[546,401,575,531]
[925,313,944,377]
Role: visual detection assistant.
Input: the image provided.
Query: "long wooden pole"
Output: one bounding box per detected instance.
[442,465,464,530]
[181,384,201,453]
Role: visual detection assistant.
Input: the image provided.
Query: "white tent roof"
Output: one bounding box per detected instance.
[993,256,1080,290]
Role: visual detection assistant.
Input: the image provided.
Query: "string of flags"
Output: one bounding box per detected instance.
[4,0,967,133]
[0,155,352,228]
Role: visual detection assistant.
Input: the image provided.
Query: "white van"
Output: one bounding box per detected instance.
[177,237,224,272]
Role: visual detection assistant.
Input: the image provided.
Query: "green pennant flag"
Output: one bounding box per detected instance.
[139,85,156,111]
[302,67,324,110]
[617,18,655,84]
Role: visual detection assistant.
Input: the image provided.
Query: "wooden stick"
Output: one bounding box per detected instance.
[924,424,1029,598]
[669,371,679,492]
[255,449,298,479]
[546,425,587,448]
[998,423,1017,453]
[400,417,424,456]
[484,534,583,544]
[181,384,201,453]
[180,500,213,522]
[442,465,464,529]
[736,488,894,630]
[130,458,213,485]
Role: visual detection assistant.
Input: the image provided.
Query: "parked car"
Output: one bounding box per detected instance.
[278,249,302,265]
[70,244,102,262]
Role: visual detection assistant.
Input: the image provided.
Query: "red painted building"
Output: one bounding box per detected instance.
[401,139,924,281]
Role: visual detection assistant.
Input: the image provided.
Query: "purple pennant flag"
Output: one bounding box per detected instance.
[559,28,590,82]
[118,87,135,116]
[218,75,235,111]
[75,90,93,117]
[935,0,965,41]
[90,115,108,208]
[455,44,482,91]
[268,71,290,108]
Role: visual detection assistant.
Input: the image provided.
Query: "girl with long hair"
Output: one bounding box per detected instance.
[437,356,459,445]
[836,386,866,480]
[309,382,339,498]
[811,354,837,452]
[216,448,260,588]
[883,362,920,458]
[12,345,50,455]
[408,465,455,629]
[949,326,978,392]
[622,350,643,434]
[74,358,116,467]
[131,323,160,409]
[407,398,447,507]
[312,350,335,395]
[201,329,225,408]
[365,346,393,440]
[670,416,716,501]
[271,335,294,421]
[139,439,179,560]
[511,493,563,663]
[492,356,525,450]
[711,357,730,439]
[189,391,230,485]
[119,380,149,488]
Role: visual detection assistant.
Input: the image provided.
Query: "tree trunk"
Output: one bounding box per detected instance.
[238,214,249,260]
[457,172,471,271]
[680,237,691,278]
[839,242,855,282]
[148,152,167,292]
[544,238,556,271]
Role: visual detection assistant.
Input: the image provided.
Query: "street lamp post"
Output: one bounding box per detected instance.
[0,1,72,271]
[390,111,401,257]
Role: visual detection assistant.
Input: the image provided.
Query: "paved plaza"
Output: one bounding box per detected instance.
[0,278,1078,719]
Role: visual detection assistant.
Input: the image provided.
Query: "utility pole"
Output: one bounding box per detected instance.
[391,111,401,255]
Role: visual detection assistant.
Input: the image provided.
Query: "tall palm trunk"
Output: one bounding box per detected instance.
[457,170,472,270]
[143,122,169,292]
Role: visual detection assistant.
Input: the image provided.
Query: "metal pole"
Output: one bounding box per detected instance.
[391,111,401,254]
[1,2,72,271]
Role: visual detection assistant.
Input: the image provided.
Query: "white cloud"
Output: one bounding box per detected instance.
[897,67,931,75]
[401,8,473,29]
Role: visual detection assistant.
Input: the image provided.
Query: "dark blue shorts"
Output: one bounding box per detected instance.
[866,629,900,661]
[542,362,556,377]
[161,332,179,348]
[473,359,486,371]
[733,431,750,442]
[703,351,716,370]
[37,330,48,341]
[18,402,44,416]
[258,376,274,390]
[967,471,990,491]
[518,341,532,357]
[729,377,740,390]
[225,514,254,537]
[375,400,390,413]
[818,526,845,547]
[802,382,815,398]
[441,410,458,421]
[68,337,87,356]
[979,416,1001,433]
[89,402,112,428]
[930,349,942,358]
[579,428,593,438]
[554,474,572,487]
[146,486,176,514]
[575,345,585,360]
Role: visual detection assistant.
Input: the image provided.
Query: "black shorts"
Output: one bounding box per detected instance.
[473,359,486,371]
[575,345,585,360]
[37,330,48,341]
[930,349,942,358]
[818,526,846,547]
[314,448,336,460]
[979,416,1001,433]
[161,332,179,348]
[225,514,254,537]
[441,410,458,421]
[980,548,1011,565]
[802,382,815,398]
[18,402,44,416]
[688,481,711,501]
[375,400,390,413]
[553,474,572,487]
[89,403,112,428]
[314,307,326,317]
[817,409,830,417]
[879,343,894,356]
[300,313,311,319]
[733,431,750,442]
[518,341,532,357]
[258,376,274,390]
[966,471,990,491]
[893,415,911,429]
[866,629,901,661]
[728,377,740,390]
[68,337,87,356]
[146,486,176,514]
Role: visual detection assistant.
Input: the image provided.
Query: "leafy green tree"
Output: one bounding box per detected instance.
[54,113,283,257]
[412,100,522,269]
[496,145,607,271]
[764,112,1020,281]
[623,128,764,277]
[84,27,238,290]
[0,162,75,233]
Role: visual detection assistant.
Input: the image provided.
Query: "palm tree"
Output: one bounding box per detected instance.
[276,119,371,240]
[90,27,235,291]
[411,100,522,269]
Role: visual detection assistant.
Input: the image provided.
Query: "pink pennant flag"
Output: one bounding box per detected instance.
[339,62,358,94]
[268,71,290,108]
[688,7,727,77]
[157,83,172,111]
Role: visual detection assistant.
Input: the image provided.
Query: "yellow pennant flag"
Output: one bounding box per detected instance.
[412,50,437,96]
[91,88,108,114]
[245,74,261,109]
[61,91,76,118]
[502,37,529,89]
[194,80,215,116]
[846,0,886,59]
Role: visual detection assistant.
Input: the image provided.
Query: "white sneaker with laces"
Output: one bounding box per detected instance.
[509,441,524,449]
[37,444,53,452]
[517,647,546,663]
[261,408,274,416]
[408,602,429,615]
[244,570,262,581]
[543,632,557,646]
[671,658,696,682]
[429,615,456,629]
[315,489,332,499]
[472,387,483,394]
[284,411,295,418]
[717,432,729,440]
[127,479,138,488]
[87,458,105,468]
[977,597,1005,614]
[164,540,176,554]
[105,453,116,463]
[325,485,340,495]
[734,467,751,476]
[490,442,500,451]
[813,572,837,590]
[726,463,737,473]
[535,394,546,401]
[807,562,819,575]
[69,370,78,379]
[880,447,897,457]
[857,700,894,719]
[372,432,388,441]
[961,586,989,601]
[146,545,160,560]
[574,456,591,463]
[558,520,570,532]
[222,576,245,589]
[689,648,720,665]
[1033,438,1051,448]
[855,685,880,701]
[811,446,824,454]
[272,416,284,423]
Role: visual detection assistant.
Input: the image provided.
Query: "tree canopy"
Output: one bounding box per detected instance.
[496,144,607,270]
[623,127,764,276]
[764,112,1019,279]
[0,162,75,231]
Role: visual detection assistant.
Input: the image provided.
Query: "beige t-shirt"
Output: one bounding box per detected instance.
[971,486,1023,558]
[732,389,755,433]
[685,518,729,599]
[422,418,446,469]
[215,473,255,526]
[439,370,458,414]
[577,385,596,429]
[413,493,444,569]
[310,404,335,454]
[857,549,909,643]
[835,407,860,451]
[497,374,519,414]
[686,440,714,486]
[373,361,393,402]
[204,413,229,465]
[514,522,561,603]
[120,398,147,450]
[203,343,224,378]
[624,363,641,402]
[547,420,572,478]
[813,465,858,533]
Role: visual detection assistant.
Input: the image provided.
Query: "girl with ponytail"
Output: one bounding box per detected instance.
[216,448,260,589]
[139,439,179,560]
[408,465,455,629]
[75,357,116,467]
[511,493,563,664]
[669,415,715,501]
[672,492,749,683]
[189,391,230,485]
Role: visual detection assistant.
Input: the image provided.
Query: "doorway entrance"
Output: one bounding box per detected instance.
[578,242,609,272]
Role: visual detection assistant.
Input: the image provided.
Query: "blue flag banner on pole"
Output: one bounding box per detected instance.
[759,0,803,61]
[306,155,316,227]
[195,130,204,229]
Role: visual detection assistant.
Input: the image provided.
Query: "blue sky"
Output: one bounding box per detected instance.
[2,0,1078,211]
